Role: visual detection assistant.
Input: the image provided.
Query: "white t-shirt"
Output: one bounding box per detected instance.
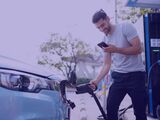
[103,22,145,73]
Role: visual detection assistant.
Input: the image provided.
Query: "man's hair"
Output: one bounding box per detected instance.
[92,9,107,23]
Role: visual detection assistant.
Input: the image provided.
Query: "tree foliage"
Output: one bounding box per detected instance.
[38,33,94,79]
[117,0,160,23]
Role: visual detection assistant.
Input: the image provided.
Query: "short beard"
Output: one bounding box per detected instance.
[105,26,111,36]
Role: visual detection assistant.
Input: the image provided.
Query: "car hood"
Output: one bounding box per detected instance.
[0,55,65,80]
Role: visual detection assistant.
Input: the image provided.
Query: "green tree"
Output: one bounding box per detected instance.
[38,33,94,80]
[117,0,160,23]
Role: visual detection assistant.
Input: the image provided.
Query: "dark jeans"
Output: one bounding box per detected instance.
[107,71,147,120]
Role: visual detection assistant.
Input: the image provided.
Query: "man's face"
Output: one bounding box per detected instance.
[95,18,111,35]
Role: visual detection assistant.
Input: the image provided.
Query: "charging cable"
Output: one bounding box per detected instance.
[147,60,160,116]
[147,60,160,87]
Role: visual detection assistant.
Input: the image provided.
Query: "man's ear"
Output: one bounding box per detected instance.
[106,16,110,22]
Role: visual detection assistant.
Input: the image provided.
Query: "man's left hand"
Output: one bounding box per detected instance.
[102,44,118,53]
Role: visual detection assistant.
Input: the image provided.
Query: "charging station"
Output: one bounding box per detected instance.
[144,13,160,117]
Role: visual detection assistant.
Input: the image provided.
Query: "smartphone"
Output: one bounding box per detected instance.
[97,41,108,48]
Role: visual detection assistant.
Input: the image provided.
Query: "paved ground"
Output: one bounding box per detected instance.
[67,91,158,120]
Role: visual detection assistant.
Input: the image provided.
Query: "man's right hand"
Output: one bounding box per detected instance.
[89,80,99,90]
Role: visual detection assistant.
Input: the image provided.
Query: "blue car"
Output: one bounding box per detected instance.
[0,55,70,120]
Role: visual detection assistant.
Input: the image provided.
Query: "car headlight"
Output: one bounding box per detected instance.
[0,71,60,93]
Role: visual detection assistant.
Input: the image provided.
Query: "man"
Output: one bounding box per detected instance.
[90,9,147,120]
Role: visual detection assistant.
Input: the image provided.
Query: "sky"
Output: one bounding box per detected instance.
[0,0,118,65]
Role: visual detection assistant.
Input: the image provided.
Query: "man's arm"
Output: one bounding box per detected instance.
[116,36,142,55]
[103,36,142,55]
[90,52,111,87]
